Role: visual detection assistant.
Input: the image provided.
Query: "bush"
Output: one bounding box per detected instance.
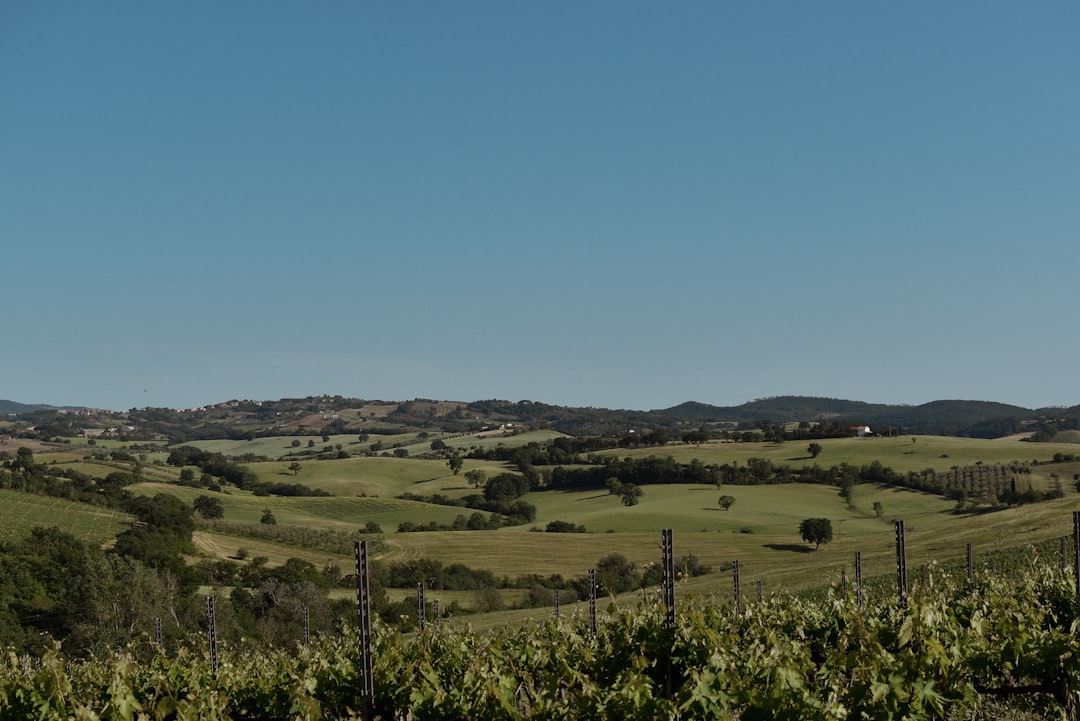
[473,587,505,612]
[545,520,586,533]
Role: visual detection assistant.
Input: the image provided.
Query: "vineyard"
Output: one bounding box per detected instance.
[3,552,1079,720]
[0,488,130,547]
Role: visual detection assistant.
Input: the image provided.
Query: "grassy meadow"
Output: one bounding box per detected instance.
[597,434,1080,474]
[246,455,509,498]
[10,431,1080,620]
[175,429,566,461]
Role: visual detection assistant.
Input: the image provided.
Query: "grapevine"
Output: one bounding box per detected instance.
[2,555,1078,720]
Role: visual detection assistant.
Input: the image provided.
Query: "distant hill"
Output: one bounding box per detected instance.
[3,394,1075,441]
[661,397,892,423]
[0,399,59,415]
[657,396,1035,435]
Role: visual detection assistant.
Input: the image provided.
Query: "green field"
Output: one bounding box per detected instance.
[597,435,1079,474]
[174,434,375,459]
[16,432,1080,622]
[247,456,510,497]
[0,488,132,547]
[170,427,565,461]
[170,429,564,461]
[191,530,350,569]
[129,482,476,531]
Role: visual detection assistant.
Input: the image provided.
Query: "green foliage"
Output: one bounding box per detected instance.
[483,473,530,503]
[260,509,277,525]
[807,442,822,458]
[545,520,586,533]
[718,494,735,510]
[463,468,487,488]
[618,483,643,506]
[799,517,833,549]
[4,559,1078,719]
[192,495,224,520]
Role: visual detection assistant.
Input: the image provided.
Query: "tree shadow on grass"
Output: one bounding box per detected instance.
[763,543,814,554]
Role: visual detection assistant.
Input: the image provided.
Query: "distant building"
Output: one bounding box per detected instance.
[851,425,871,438]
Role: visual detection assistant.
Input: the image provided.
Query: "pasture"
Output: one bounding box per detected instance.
[128,482,474,532]
[168,428,564,461]
[598,435,1080,474]
[247,456,509,498]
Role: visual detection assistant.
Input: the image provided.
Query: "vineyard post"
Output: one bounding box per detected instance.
[841,567,847,597]
[662,529,675,629]
[1061,536,1068,570]
[988,558,994,573]
[206,595,218,676]
[662,528,676,701]
[732,559,741,613]
[1073,512,1080,608]
[433,599,440,630]
[756,579,762,603]
[589,569,597,637]
[155,616,162,647]
[416,582,426,632]
[855,551,863,609]
[303,605,310,648]
[967,543,973,585]
[554,588,560,619]
[895,521,908,605]
[354,541,374,721]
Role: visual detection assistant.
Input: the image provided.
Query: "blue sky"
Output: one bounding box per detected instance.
[3,3,1078,412]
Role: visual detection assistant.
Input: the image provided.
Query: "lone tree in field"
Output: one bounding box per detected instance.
[807,442,823,459]
[260,509,277,525]
[464,469,487,489]
[618,483,643,506]
[287,462,302,475]
[799,517,833,550]
[718,495,736,511]
[447,455,464,475]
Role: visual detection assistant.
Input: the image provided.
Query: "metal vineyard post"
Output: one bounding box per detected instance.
[354,541,374,721]
[895,520,908,604]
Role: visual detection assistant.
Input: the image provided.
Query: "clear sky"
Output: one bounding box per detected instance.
[3,3,1078,412]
